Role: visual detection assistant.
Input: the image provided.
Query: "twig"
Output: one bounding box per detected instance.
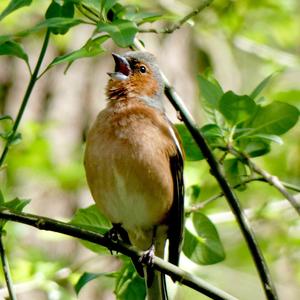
[186,177,300,214]
[133,39,278,299]
[138,0,213,34]
[0,30,51,166]
[0,235,16,300]
[246,158,300,216]
[0,211,237,300]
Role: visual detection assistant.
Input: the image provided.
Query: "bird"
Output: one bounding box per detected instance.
[84,51,184,300]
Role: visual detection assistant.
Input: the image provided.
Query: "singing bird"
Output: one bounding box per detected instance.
[84,51,184,300]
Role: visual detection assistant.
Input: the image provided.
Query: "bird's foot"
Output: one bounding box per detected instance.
[139,244,155,267]
[105,223,131,254]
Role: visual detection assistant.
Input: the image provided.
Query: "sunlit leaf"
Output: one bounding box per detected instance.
[218,91,257,125]
[0,40,29,66]
[97,19,138,47]
[47,35,108,69]
[115,257,146,300]
[250,73,274,100]
[0,0,32,21]
[45,1,75,34]
[18,18,83,37]
[237,133,283,145]
[70,205,111,253]
[183,213,225,265]
[0,197,30,228]
[198,74,223,110]
[244,101,299,136]
[175,124,203,161]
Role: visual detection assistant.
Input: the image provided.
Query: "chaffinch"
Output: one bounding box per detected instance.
[84,51,184,300]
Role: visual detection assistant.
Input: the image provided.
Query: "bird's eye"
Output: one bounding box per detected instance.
[139,65,147,73]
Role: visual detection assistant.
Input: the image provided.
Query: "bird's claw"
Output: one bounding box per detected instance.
[139,245,155,267]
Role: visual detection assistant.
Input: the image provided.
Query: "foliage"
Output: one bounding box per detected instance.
[0,0,299,299]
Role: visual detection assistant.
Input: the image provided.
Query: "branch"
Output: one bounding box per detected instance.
[246,157,300,216]
[138,0,213,34]
[0,30,51,166]
[133,39,278,299]
[0,235,16,300]
[0,211,237,300]
[186,177,300,214]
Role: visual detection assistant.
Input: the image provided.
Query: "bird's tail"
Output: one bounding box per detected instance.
[144,266,168,300]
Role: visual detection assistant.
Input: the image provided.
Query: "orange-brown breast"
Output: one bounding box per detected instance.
[84,99,177,235]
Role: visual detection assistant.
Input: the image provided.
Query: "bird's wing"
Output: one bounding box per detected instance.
[166,122,185,266]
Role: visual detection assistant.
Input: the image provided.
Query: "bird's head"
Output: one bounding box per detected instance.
[106,51,164,111]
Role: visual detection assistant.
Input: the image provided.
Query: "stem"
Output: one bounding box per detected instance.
[246,157,300,216]
[0,235,17,300]
[132,39,278,300]
[0,211,237,300]
[138,0,213,34]
[0,30,51,167]
[187,177,300,214]
[164,86,278,300]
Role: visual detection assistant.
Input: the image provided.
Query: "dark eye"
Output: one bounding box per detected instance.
[139,65,147,73]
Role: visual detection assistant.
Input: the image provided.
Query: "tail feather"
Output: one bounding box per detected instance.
[145,267,168,300]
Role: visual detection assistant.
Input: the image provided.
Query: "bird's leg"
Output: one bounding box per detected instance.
[139,226,157,267]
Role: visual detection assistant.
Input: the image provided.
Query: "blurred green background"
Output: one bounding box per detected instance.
[0,0,299,299]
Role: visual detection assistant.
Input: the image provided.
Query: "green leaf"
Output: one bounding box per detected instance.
[197,74,223,110]
[218,91,257,125]
[81,0,101,11]
[237,138,271,158]
[0,40,29,65]
[115,257,146,300]
[101,0,118,17]
[47,35,108,69]
[0,0,32,21]
[75,272,113,295]
[97,19,138,47]
[0,197,30,212]
[244,101,299,136]
[237,133,283,145]
[0,115,13,122]
[0,190,4,205]
[0,197,30,228]
[183,213,225,265]
[200,124,225,148]
[250,73,274,100]
[18,18,83,37]
[223,158,247,188]
[70,205,111,253]
[186,185,201,204]
[175,124,203,161]
[45,1,75,34]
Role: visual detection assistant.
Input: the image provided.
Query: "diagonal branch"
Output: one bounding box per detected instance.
[246,158,300,216]
[186,176,300,214]
[0,210,237,300]
[132,36,278,299]
[139,0,213,34]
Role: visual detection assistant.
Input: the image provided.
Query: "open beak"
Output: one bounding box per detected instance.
[107,53,130,80]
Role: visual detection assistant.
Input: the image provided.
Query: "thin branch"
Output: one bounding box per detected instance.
[0,30,51,166]
[133,39,278,300]
[0,211,237,300]
[0,235,16,300]
[138,0,213,34]
[246,157,300,216]
[186,177,300,214]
